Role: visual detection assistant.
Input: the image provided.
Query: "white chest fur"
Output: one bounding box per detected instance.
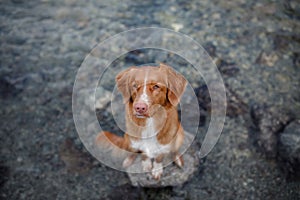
[130,118,170,158]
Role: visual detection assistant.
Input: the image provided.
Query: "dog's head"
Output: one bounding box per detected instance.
[116,63,187,118]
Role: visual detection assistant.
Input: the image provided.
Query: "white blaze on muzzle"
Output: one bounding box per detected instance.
[139,70,149,105]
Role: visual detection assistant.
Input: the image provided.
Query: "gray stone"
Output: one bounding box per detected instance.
[127,132,201,187]
[250,104,293,158]
[278,120,300,179]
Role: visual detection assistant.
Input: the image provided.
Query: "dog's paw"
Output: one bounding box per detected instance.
[142,158,152,172]
[174,154,184,168]
[122,154,136,168]
[151,162,163,180]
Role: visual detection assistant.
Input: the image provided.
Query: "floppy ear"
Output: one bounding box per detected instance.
[115,67,135,103]
[160,63,187,106]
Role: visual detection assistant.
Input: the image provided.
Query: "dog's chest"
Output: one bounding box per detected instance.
[130,118,170,158]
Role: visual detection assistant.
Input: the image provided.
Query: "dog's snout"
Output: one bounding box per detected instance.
[134,102,148,114]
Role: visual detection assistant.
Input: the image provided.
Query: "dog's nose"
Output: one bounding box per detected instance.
[134,102,148,114]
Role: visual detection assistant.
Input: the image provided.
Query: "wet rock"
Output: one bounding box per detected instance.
[0,77,21,98]
[278,120,300,179]
[96,107,124,137]
[271,31,300,52]
[1,73,46,95]
[5,35,27,45]
[124,50,146,65]
[11,0,24,4]
[95,87,112,110]
[106,184,140,199]
[255,51,279,67]
[59,138,95,174]
[196,84,247,118]
[127,132,202,187]
[195,85,211,114]
[1,0,300,198]
[203,42,217,57]
[216,60,240,77]
[293,52,300,68]
[283,0,300,20]
[203,42,239,77]
[250,104,293,158]
[254,2,277,15]
[225,88,248,117]
[0,163,10,188]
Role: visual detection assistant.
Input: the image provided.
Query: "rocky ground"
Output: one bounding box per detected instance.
[1,0,300,199]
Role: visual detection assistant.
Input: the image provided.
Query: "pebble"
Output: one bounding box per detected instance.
[171,23,184,32]
[256,51,279,67]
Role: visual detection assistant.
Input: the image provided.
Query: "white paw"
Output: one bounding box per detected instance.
[151,162,163,180]
[174,155,184,168]
[142,158,152,172]
[122,155,135,168]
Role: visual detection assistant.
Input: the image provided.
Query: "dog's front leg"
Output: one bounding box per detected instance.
[173,152,184,168]
[122,153,137,168]
[141,154,152,172]
[151,154,164,180]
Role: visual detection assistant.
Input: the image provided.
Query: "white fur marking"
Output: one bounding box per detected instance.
[152,161,163,179]
[122,156,133,168]
[175,155,183,167]
[130,118,170,158]
[140,70,149,104]
[142,158,152,172]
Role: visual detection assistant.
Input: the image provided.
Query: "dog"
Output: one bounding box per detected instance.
[97,63,187,180]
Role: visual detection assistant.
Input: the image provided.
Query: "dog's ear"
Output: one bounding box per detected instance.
[116,67,135,103]
[160,63,187,106]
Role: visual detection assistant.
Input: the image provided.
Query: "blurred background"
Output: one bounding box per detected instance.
[1,0,300,199]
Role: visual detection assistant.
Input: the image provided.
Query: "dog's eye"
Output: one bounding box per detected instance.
[133,84,138,89]
[153,85,160,90]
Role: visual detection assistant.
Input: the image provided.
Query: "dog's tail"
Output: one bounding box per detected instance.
[96,131,130,156]
[96,131,127,149]
[96,131,138,168]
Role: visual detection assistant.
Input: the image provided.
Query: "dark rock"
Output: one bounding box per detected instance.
[105,184,141,200]
[11,0,24,4]
[272,32,300,52]
[195,85,209,111]
[5,35,27,45]
[124,49,145,65]
[203,42,239,77]
[59,138,95,174]
[250,104,293,158]
[255,51,278,67]
[196,84,247,118]
[0,163,10,188]
[203,42,217,57]
[293,52,300,68]
[217,60,240,77]
[283,0,300,20]
[278,120,300,180]
[0,76,21,98]
[225,87,248,117]
[96,107,124,137]
[127,132,201,187]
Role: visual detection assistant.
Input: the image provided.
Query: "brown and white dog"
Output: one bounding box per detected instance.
[97,63,187,180]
